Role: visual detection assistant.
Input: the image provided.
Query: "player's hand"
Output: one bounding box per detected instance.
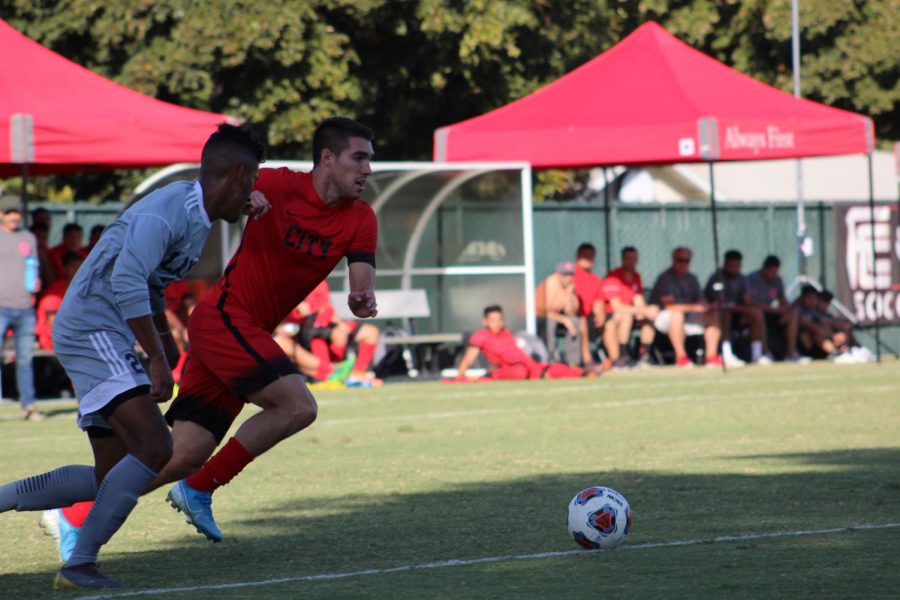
[244,190,271,220]
[348,290,378,318]
[148,354,175,403]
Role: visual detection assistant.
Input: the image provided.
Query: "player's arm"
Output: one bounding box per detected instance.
[456,345,481,379]
[348,262,377,318]
[152,309,180,369]
[110,215,177,402]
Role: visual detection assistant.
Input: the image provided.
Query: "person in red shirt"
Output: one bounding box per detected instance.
[293,280,382,386]
[47,117,378,549]
[602,246,659,367]
[36,251,83,350]
[455,305,589,380]
[48,223,84,280]
[572,243,606,368]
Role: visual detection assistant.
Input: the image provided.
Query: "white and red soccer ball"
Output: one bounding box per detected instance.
[567,486,632,550]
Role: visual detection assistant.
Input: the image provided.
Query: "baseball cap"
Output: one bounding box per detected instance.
[556,261,575,275]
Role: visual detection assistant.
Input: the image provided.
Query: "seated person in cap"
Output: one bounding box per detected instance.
[601,246,659,368]
[648,247,722,367]
[703,249,767,367]
[535,261,582,366]
[455,305,592,380]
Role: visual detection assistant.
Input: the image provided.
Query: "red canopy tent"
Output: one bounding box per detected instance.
[434,21,873,166]
[435,21,883,361]
[0,18,232,178]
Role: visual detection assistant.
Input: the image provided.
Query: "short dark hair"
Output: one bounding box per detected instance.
[4,207,21,215]
[200,123,266,176]
[90,224,105,236]
[800,284,818,297]
[62,251,83,267]
[818,289,834,303]
[31,207,49,218]
[621,246,637,257]
[483,305,503,317]
[763,255,780,269]
[312,117,374,166]
[576,243,595,256]
[62,223,83,236]
[724,250,743,262]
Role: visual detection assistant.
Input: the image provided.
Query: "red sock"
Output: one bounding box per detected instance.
[61,501,93,528]
[353,341,376,372]
[329,342,346,360]
[186,437,254,493]
[311,338,333,380]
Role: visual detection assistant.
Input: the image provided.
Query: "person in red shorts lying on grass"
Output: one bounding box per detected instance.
[453,305,595,381]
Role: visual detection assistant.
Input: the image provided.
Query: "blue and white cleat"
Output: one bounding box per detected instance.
[54,563,124,589]
[40,508,80,563]
[166,480,223,542]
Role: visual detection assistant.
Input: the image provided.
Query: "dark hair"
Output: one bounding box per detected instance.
[576,243,595,256]
[763,255,780,269]
[201,123,266,174]
[312,117,374,166]
[4,207,21,215]
[62,223,83,236]
[818,289,834,302]
[31,207,49,218]
[621,246,637,257]
[62,251,83,267]
[483,305,503,317]
[724,249,743,262]
[29,222,48,233]
[90,224,105,236]
[800,284,818,297]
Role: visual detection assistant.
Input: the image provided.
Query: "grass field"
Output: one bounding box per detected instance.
[1,360,899,599]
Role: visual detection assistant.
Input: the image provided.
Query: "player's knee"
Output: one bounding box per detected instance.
[135,436,173,472]
[286,390,318,432]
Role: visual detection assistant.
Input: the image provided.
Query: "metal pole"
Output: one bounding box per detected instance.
[708,161,726,373]
[20,164,30,227]
[792,0,806,278]
[865,152,881,362]
[603,167,612,274]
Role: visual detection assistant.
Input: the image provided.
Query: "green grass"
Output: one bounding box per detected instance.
[1,360,899,598]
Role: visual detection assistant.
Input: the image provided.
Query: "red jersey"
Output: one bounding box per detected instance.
[573,267,604,317]
[202,168,377,332]
[603,267,643,308]
[306,280,335,327]
[36,279,68,350]
[469,328,537,369]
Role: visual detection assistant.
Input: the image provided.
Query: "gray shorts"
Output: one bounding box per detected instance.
[53,327,151,430]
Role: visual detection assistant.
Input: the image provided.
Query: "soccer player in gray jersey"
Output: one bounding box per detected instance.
[0,123,268,590]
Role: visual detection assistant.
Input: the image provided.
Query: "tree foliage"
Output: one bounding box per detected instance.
[1,0,896,200]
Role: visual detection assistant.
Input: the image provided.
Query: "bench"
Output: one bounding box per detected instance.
[329,289,463,376]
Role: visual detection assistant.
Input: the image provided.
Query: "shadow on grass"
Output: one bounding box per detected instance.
[2,447,899,598]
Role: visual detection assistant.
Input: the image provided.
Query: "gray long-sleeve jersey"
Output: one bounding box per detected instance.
[54,180,212,341]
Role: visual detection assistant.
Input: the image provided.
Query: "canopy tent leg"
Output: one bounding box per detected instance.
[708,161,726,373]
[603,167,612,274]
[20,163,30,227]
[865,151,882,363]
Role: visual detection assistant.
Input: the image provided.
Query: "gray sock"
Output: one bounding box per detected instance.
[0,465,97,512]
[65,454,157,568]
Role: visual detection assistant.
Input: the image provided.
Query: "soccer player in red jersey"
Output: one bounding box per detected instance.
[455,305,589,380]
[44,117,378,550]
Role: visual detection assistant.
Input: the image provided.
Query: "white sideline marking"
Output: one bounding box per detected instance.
[75,522,900,599]
[322,383,899,427]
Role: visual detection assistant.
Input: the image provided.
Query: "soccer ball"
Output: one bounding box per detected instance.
[567,486,632,550]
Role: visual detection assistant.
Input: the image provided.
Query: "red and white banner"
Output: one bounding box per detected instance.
[834,204,900,324]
